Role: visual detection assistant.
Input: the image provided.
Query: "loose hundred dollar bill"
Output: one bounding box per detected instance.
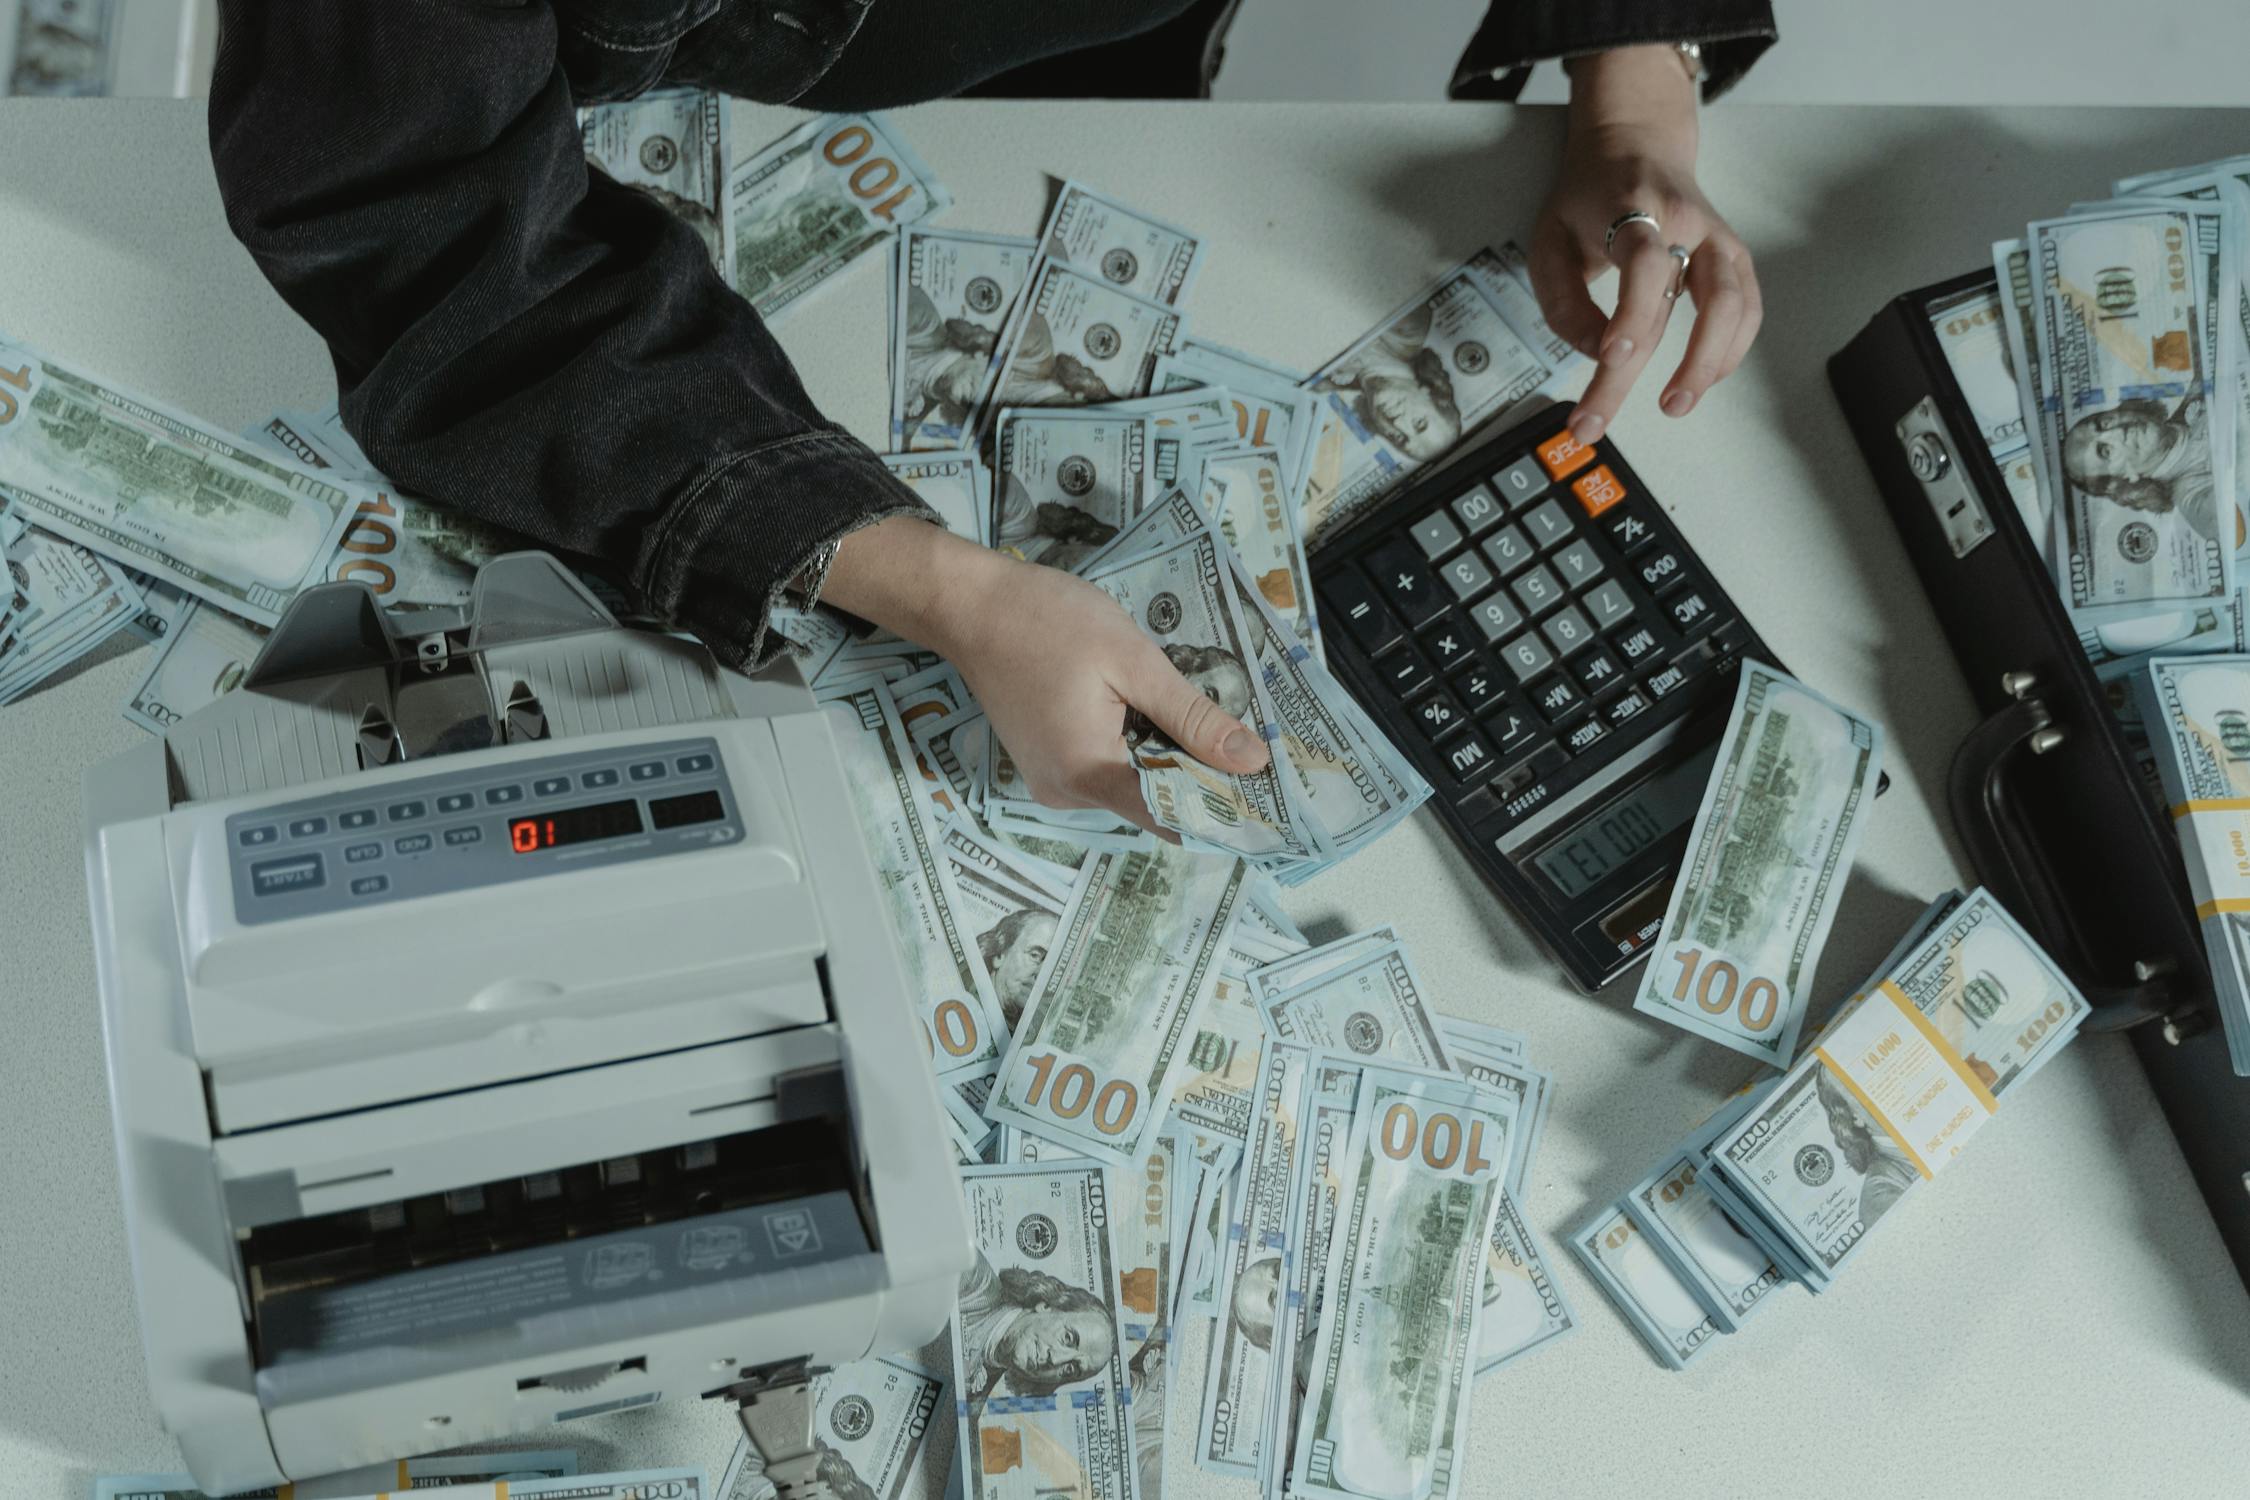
[1475,1189,1576,1373]
[977,261,1185,430]
[1038,181,1206,307]
[1197,445,1316,654]
[582,88,731,271]
[1633,662,1884,1065]
[894,228,1036,450]
[327,1472,701,1500]
[8,0,113,95]
[728,112,950,318]
[716,1358,947,1500]
[120,596,267,733]
[1927,282,2028,456]
[1172,1127,1242,1320]
[2031,200,2236,618]
[940,815,1075,1037]
[1706,887,2089,1281]
[1155,338,1323,500]
[1298,246,1575,544]
[2139,653,2250,1072]
[987,843,1247,1164]
[0,336,363,625]
[1570,1201,1721,1371]
[816,676,1012,1142]
[1164,964,1267,1143]
[1114,1131,1176,1500]
[246,409,529,610]
[1265,1057,1360,1500]
[1287,1064,1508,1500]
[952,1160,1139,1500]
[995,408,1153,568]
[1250,941,1453,1070]
[94,1452,580,1500]
[1199,1043,1310,1480]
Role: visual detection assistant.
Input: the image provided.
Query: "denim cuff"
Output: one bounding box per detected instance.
[1450,0,1776,102]
[634,427,938,671]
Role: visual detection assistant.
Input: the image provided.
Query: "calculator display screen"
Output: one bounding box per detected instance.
[1528,744,1716,901]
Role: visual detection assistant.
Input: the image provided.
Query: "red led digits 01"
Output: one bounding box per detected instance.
[505,797,644,853]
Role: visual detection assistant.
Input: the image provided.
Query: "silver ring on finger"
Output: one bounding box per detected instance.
[1664,244,1692,301]
[1603,209,1660,256]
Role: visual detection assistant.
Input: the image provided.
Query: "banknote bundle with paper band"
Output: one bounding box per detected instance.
[2139,654,2250,1074]
[1575,888,2089,1367]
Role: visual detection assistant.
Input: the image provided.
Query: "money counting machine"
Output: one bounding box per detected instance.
[82,554,970,1493]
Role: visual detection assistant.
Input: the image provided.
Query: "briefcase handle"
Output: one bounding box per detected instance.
[1947,685,2174,1032]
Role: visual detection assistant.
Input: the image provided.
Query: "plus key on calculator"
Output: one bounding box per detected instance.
[1311,401,1777,993]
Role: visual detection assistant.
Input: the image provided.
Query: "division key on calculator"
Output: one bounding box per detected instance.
[1310,402,1778,994]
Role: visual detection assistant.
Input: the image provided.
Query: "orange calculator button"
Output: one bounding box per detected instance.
[1535,429,1597,481]
[1571,464,1627,518]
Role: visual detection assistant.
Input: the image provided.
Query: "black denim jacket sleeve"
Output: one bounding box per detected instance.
[1450,0,1778,102]
[206,0,935,670]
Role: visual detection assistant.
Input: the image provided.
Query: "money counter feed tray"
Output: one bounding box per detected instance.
[1829,268,2250,1295]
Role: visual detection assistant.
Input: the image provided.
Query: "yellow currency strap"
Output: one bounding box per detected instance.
[2196,898,2250,919]
[2171,796,2250,818]
[1813,983,2000,1181]
[1811,1040,1932,1181]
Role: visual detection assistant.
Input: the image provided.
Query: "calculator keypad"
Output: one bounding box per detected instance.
[1322,420,1758,843]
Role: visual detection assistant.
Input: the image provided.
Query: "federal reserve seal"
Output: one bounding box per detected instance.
[1101,248,1140,285]
[965,275,1003,314]
[2118,521,2158,563]
[1343,1012,1385,1054]
[830,1394,876,1442]
[1794,1144,1834,1186]
[639,135,679,175]
[1146,592,1182,634]
[1454,340,1490,374]
[1085,322,1122,360]
[1016,1213,1058,1259]
[1057,455,1098,497]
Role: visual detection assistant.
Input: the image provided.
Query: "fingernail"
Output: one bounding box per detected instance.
[1601,336,1635,369]
[1662,389,1694,417]
[1222,726,1256,761]
[1571,411,1606,444]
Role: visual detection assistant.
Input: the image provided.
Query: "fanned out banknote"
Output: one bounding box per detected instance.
[893,228,1037,451]
[1297,246,1580,545]
[1249,939,1453,1071]
[973,259,1187,434]
[0,335,364,625]
[1570,1200,1722,1371]
[2030,200,2238,621]
[1038,181,1206,308]
[1198,1042,1311,1481]
[583,88,732,272]
[1632,661,1885,1066]
[986,843,1248,1166]
[728,112,951,318]
[716,1358,948,1500]
[0,518,143,704]
[1285,1063,1510,1500]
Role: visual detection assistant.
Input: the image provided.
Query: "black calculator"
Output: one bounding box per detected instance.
[1312,401,1774,993]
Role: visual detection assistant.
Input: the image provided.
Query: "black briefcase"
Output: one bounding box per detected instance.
[1830,268,2250,1293]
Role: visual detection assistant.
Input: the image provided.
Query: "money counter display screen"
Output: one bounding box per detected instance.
[1528,747,1713,901]
[509,799,643,852]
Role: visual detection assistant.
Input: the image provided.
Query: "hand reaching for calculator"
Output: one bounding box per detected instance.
[1529,45,1764,446]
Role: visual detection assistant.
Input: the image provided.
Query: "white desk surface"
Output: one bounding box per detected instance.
[2,98,2247,1498]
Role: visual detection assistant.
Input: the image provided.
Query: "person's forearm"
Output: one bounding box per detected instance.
[822,516,1014,657]
[208,0,932,670]
[1565,45,1699,149]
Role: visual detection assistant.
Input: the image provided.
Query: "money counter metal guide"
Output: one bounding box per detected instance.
[81,554,971,1494]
